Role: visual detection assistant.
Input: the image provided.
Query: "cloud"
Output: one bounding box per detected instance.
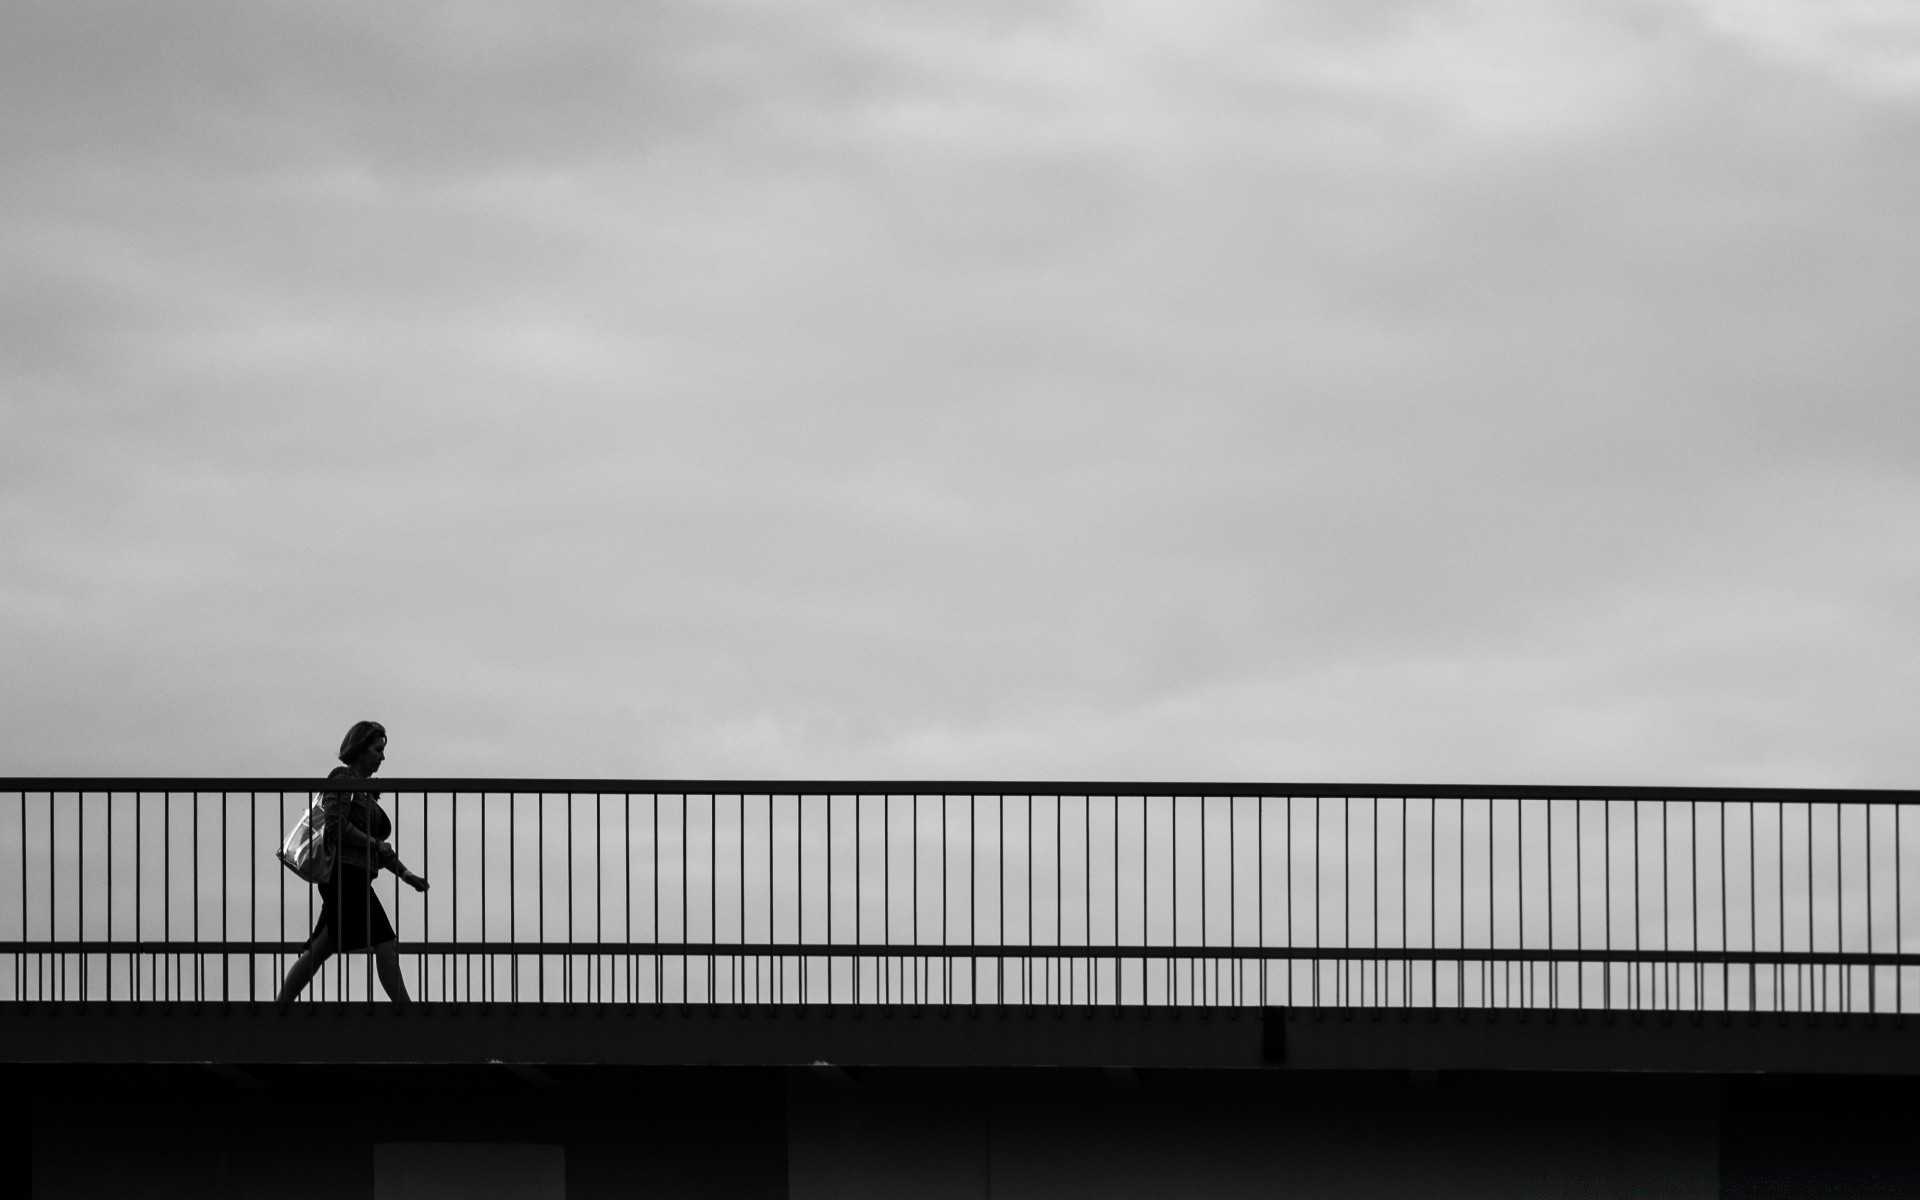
[1689,0,1920,98]
[3,0,1919,786]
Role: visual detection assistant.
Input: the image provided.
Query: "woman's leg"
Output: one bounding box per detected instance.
[277,926,335,1006]
[373,939,411,1005]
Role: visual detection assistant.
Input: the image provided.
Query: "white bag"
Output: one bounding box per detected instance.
[276,794,335,884]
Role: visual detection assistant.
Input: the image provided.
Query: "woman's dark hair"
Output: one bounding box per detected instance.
[337,720,388,765]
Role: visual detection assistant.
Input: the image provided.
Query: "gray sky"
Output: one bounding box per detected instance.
[4,0,1919,784]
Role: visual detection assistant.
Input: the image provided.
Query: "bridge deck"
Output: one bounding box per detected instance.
[3,1001,1917,1075]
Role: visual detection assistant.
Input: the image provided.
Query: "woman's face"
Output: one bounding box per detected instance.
[359,736,387,775]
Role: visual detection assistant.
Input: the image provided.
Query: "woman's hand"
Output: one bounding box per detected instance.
[400,870,430,893]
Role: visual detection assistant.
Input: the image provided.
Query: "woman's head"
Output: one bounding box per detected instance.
[337,720,388,773]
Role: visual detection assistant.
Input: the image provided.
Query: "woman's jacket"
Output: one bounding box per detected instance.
[319,768,399,875]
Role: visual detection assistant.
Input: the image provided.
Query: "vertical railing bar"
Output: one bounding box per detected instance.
[968,794,977,1005]
[418,792,428,1002]
[1836,803,1846,1012]
[33,791,44,1001]
[595,793,604,1005]
[652,793,662,1007]
[1777,803,1786,1012]
[1632,800,1642,1011]
[760,794,768,998]
[194,792,203,1003]
[1231,797,1239,1006]
[1257,796,1265,1009]
[1660,799,1671,1010]
[286,792,296,1005]
[1174,796,1182,1007]
[820,793,829,1002]
[1054,796,1064,1005]
[1509,798,1518,1006]
[1342,797,1351,1008]
[855,792,863,1005]
[526,794,533,998]
[1575,799,1584,1010]
[18,791,28,1003]
[1504,799,1516,1007]
[907,793,919,1006]
[1001,794,1012,1003]
[1689,800,1698,1010]
[1602,800,1612,1012]
[706,793,716,1005]
[942,794,950,1007]
[55,791,63,1001]
[625,793,635,1005]
[1513,798,1523,1008]
[741,792,749,1006]
[220,791,229,1003]
[1748,803,1758,1012]
[1542,799,1552,1010]
[1200,796,1209,1006]
[1429,798,1438,1009]
[366,786,375,1007]
[43,790,56,1001]
[930,793,942,1006]
[249,792,258,1004]
[563,793,573,1004]
[1082,794,1091,1007]
[1797,806,1812,1013]
[1718,802,1728,1013]
[106,792,116,1003]
[1369,796,1378,1008]
[1121,794,1128,1013]
[1021,795,1031,1004]
[14,791,22,1003]
[911,795,919,1006]
[387,791,400,1003]
[1313,796,1321,1009]
[78,790,87,1001]
[1867,803,1876,1014]
[534,791,543,1005]
[687,794,695,1013]
[797,794,805,1005]
[476,794,483,998]
[163,792,170,1002]
[450,792,459,1002]
[1397,797,1406,1009]
[1486,798,1494,1008]
[879,793,888,1006]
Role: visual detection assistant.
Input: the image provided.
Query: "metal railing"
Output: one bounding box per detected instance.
[2,778,1917,1012]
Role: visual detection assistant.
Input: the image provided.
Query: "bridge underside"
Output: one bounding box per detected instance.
[4,1002,1919,1074]
[16,1058,1920,1199]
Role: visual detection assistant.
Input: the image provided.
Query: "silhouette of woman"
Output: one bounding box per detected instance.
[277,720,429,1006]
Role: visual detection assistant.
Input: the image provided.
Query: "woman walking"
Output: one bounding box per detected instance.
[277,720,429,1006]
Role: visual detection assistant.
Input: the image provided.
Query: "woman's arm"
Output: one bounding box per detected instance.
[323,794,426,889]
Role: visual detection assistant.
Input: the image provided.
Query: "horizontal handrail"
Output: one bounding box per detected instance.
[2,779,1917,804]
[5,941,1918,968]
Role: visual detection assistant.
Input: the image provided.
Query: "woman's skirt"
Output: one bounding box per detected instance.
[309,863,397,953]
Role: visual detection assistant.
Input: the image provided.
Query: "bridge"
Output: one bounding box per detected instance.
[8,778,1920,1197]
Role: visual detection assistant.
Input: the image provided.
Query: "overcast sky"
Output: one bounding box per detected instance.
[4,0,1919,785]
